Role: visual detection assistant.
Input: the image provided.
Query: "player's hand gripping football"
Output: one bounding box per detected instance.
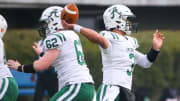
[153,29,165,50]
[7,59,21,71]
[62,20,75,30]
[32,42,42,55]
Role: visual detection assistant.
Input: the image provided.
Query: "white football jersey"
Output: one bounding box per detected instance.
[0,39,13,79]
[99,30,139,90]
[44,30,94,90]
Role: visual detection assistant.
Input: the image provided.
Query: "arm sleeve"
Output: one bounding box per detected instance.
[147,48,160,62]
[135,50,152,68]
[44,34,63,51]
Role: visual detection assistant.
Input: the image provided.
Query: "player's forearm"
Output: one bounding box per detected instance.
[74,25,108,48]
[81,27,101,43]
[17,49,59,73]
[73,24,99,43]
[33,49,59,71]
[13,60,44,73]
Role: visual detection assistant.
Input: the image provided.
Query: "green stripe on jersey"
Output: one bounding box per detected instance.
[59,32,66,41]
[51,34,63,42]
[115,34,119,40]
[110,33,116,39]
[110,33,119,40]
[0,79,5,95]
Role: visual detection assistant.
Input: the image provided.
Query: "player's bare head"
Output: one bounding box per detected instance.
[103,4,138,35]
[0,14,7,39]
[38,6,63,37]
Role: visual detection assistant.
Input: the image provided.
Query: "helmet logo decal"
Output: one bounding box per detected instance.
[1,28,4,32]
[48,9,59,18]
[110,7,121,19]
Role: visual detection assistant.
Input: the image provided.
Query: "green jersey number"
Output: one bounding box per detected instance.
[127,49,136,76]
[74,40,86,65]
[46,38,58,49]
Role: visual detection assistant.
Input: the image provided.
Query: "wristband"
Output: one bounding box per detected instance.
[17,65,23,72]
[40,52,44,57]
[147,48,160,62]
[17,64,36,73]
[23,64,36,73]
[73,25,82,33]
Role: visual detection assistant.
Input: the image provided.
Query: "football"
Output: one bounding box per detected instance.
[61,3,79,24]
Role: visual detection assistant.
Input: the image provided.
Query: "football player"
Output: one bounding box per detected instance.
[7,6,96,101]
[62,4,164,101]
[31,40,58,101]
[0,14,18,101]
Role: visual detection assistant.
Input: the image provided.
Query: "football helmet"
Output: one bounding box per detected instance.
[103,4,138,35]
[0,15,7,39]
[38,6,63,37]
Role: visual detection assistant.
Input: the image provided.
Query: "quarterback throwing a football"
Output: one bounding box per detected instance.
[62,4,165,101]
[7,6,95,101]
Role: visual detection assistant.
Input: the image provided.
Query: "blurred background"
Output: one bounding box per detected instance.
[0,0,180,101]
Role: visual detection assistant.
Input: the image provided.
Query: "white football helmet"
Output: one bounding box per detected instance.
[38,6,63,37]
[0,15,7,39]
[103,4,138,35]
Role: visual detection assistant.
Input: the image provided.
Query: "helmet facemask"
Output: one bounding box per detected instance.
[124,16,138,35]
[38,20,49,38]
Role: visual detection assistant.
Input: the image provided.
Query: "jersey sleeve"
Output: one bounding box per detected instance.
[99,31,113,53]
[44,34,64,51]
[135,50,152,68]
[100,31,114,41]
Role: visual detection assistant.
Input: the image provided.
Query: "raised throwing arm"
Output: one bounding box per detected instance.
[62,20,109,49]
